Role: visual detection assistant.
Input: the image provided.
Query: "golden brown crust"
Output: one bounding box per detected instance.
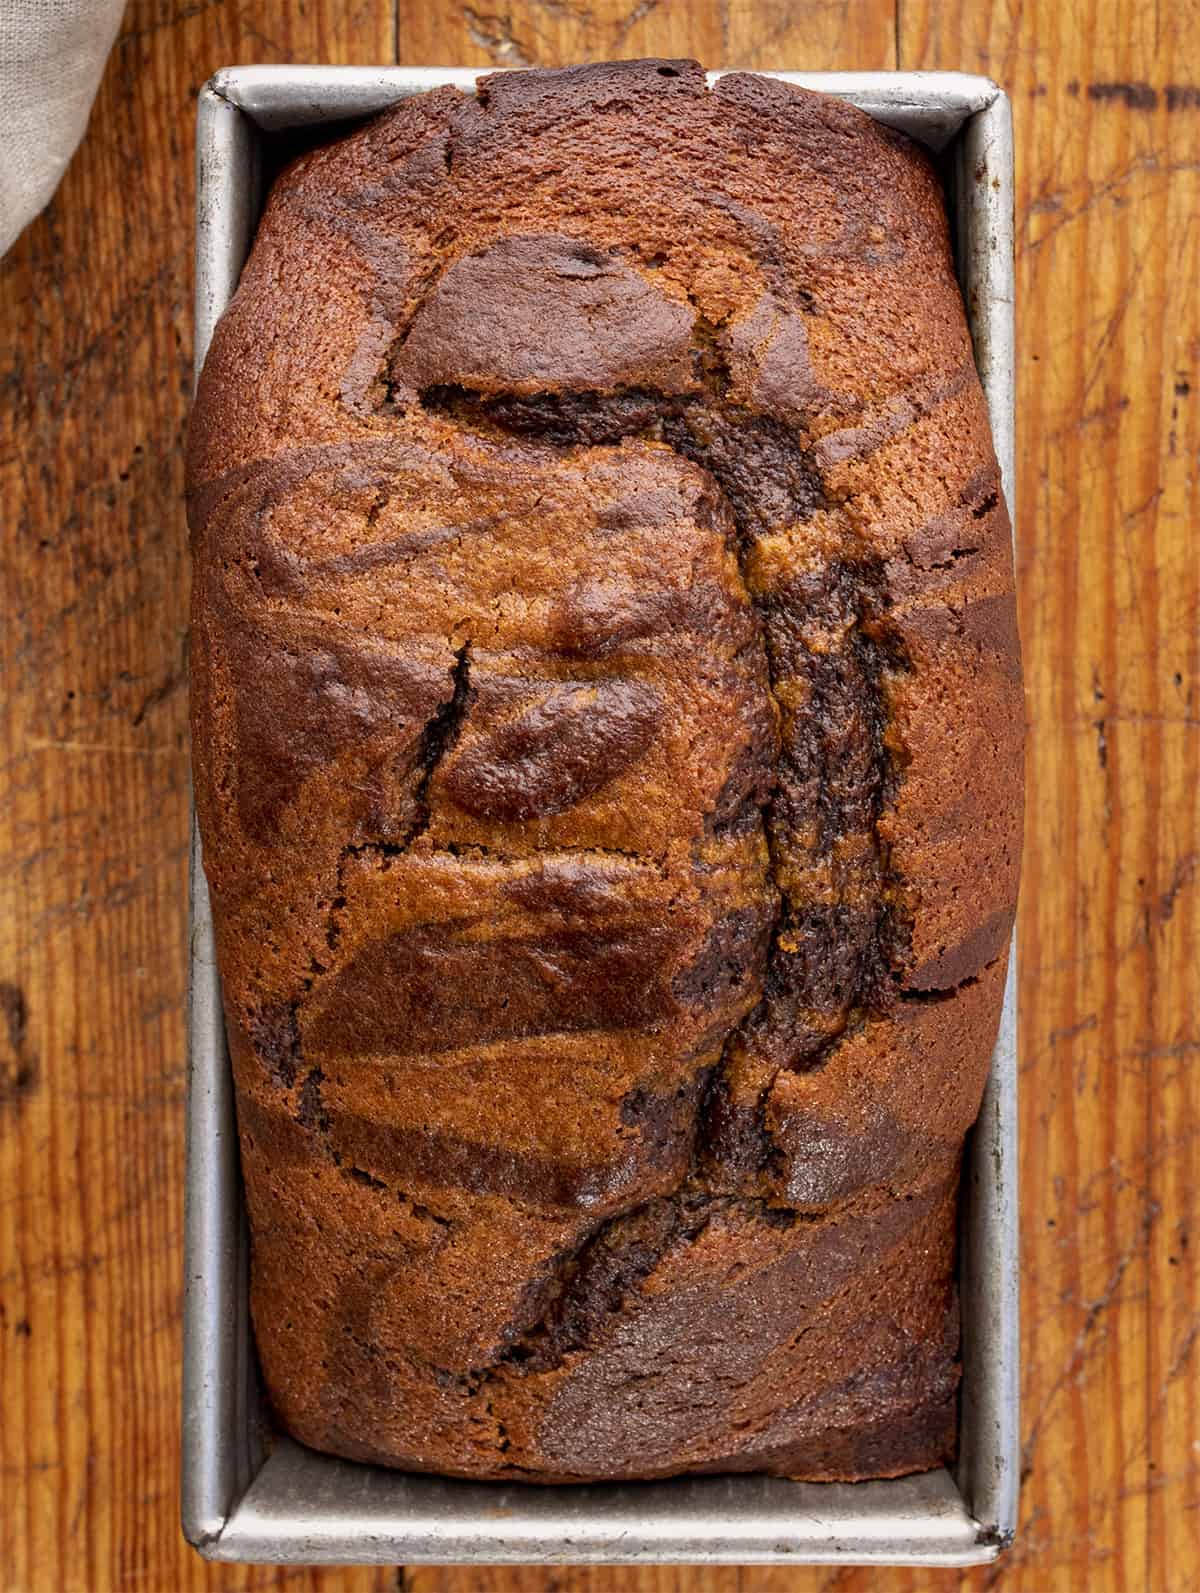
[188,60,1023,1483]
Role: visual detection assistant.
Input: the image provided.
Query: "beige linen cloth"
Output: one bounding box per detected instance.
[1,0,127,256]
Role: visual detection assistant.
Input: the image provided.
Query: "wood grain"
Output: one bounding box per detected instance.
[1,0,1197,1589]
[400,0,896,72]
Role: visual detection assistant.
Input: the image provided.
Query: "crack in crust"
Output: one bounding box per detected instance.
[406,642,475,843]
[324,643,474,953]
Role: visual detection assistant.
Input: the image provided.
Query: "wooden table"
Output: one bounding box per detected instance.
[2,1,1197,1587]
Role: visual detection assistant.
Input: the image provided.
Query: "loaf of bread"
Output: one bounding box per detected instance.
[187,60,1023,1483]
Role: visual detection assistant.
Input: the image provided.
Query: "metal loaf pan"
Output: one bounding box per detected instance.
[184,65,1017,1567]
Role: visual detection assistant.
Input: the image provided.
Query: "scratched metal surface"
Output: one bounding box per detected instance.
[2,1,1198,1590]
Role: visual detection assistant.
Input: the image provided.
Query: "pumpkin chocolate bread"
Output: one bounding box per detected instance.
[187,60,1023,1482]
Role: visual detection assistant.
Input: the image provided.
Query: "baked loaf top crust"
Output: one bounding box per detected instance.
[188,60,1023,1483]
